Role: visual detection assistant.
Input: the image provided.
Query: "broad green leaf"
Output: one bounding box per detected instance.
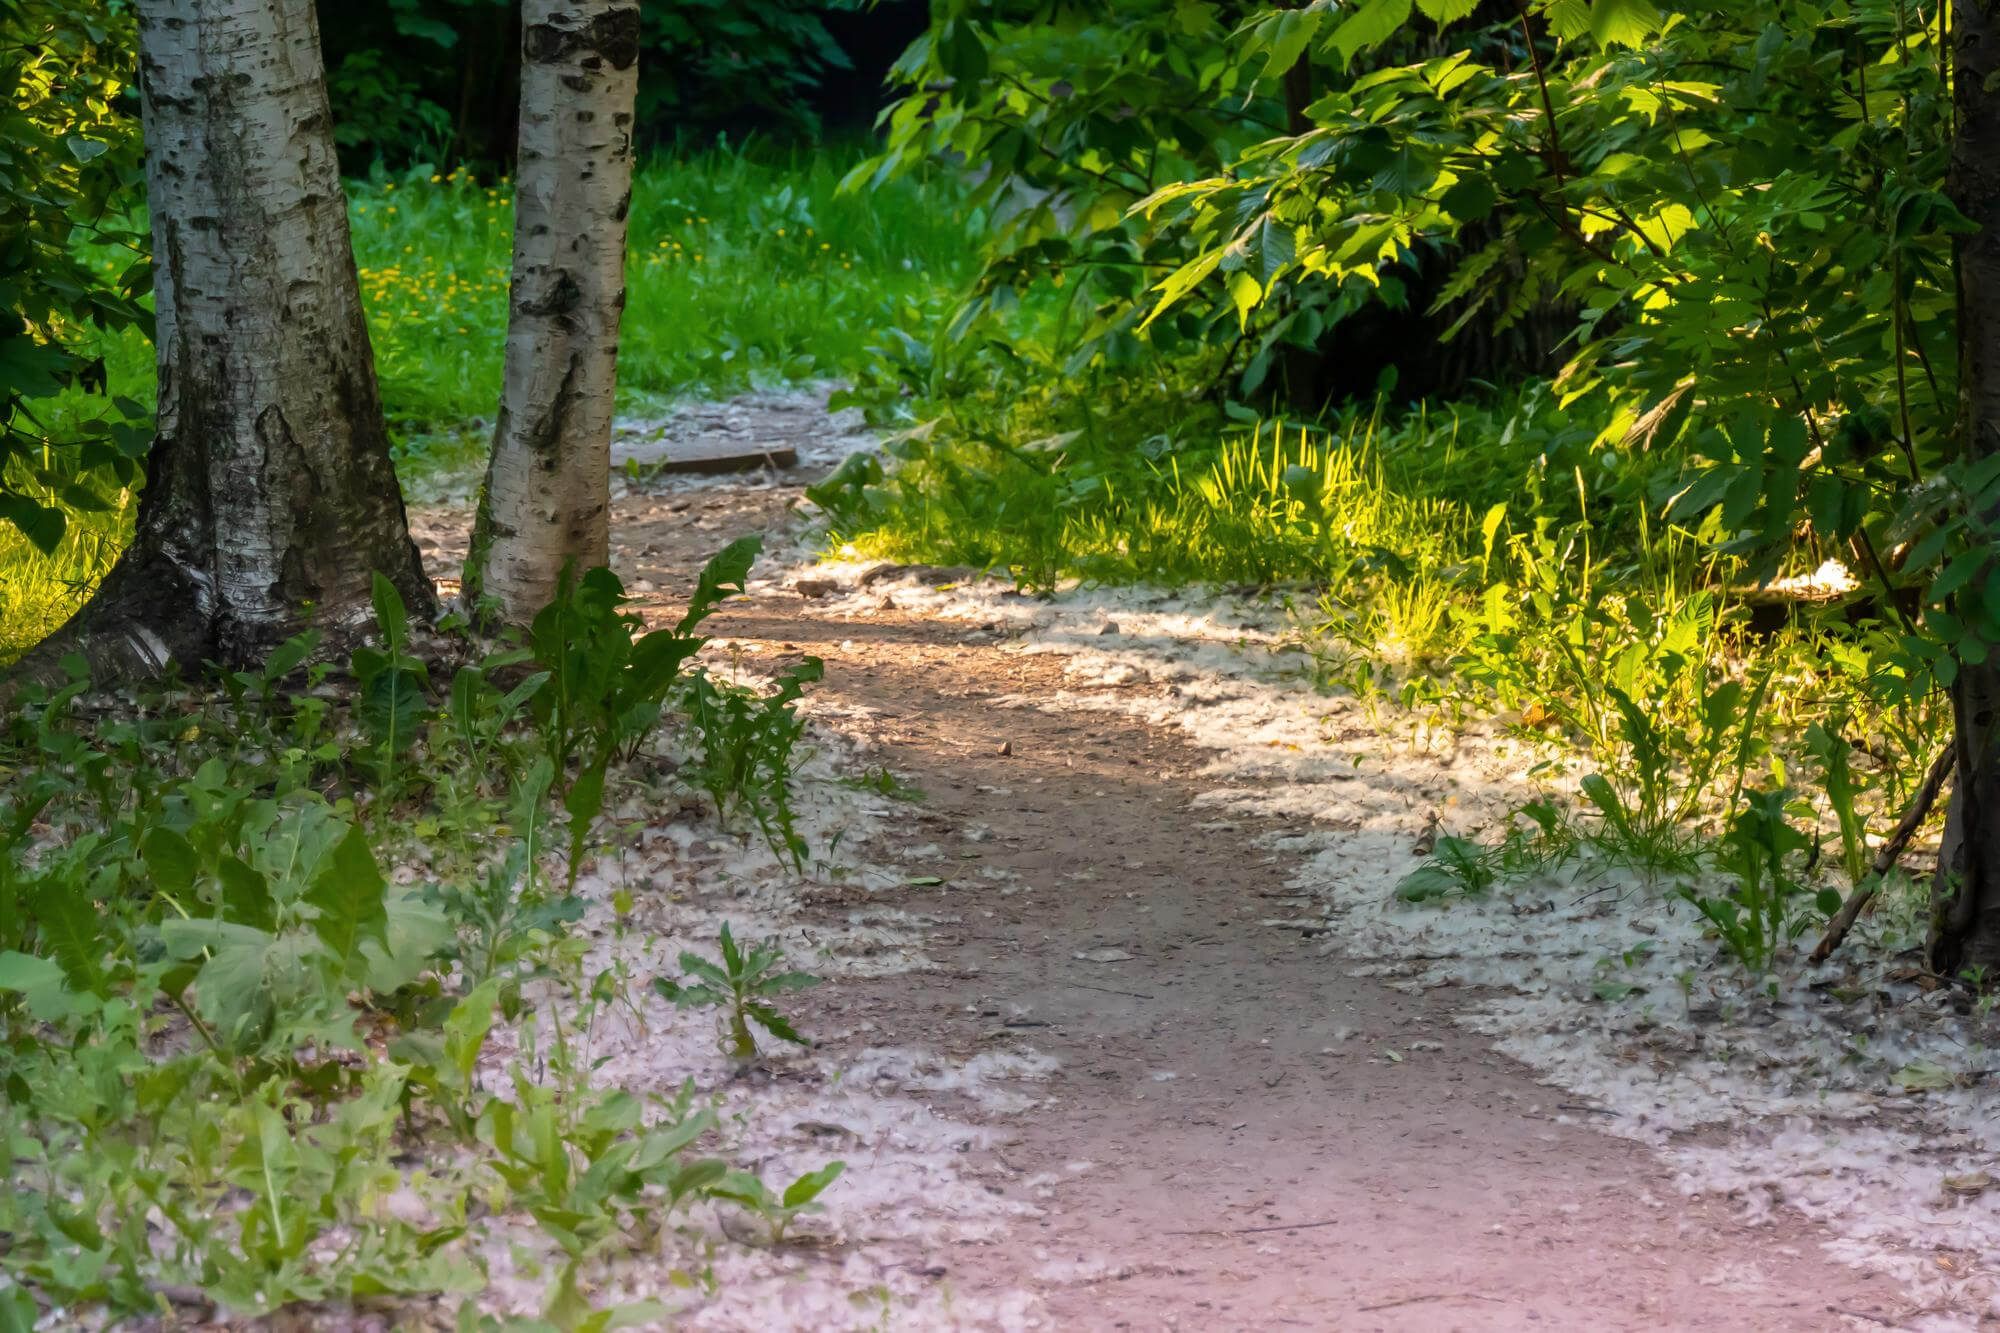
[1589,0,1660,48]
[1330,0,1412,67]
[1415,0,1479,22]
[303,822,390,967]
[140,826,199,897]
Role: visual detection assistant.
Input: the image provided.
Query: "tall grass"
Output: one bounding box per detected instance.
[0,508,127,666]
[820,413,1469,590]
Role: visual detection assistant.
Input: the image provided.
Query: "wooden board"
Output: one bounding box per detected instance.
[613,434,799,476]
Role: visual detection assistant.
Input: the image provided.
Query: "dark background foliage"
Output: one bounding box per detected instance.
[316,0,930,170]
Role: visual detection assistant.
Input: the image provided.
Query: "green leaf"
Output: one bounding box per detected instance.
[358,666,427,755]
[140,826,199,897]
[1441,176,1497,222]
[370,571,409,645]
[781,1161,845,1209]
[219,856,276,932]
[678,536,762,635]
[1415,0,1479,22]
[1588,0,1661,48]
[1330,0,1412,67]
[28,877,105,993]
[1228,270,1264,327]
[937,19,988,83]
[303,822,390,967]
[0,950,81,1022]
[0,496,64,556]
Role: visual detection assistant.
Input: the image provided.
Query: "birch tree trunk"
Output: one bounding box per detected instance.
[464,0,641,621]
[1935,0,2000,976]
[20,0,432,681]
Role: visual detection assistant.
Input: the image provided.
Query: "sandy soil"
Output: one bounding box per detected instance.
[406,388,1933,1331]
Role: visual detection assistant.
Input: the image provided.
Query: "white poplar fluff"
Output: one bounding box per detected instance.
[28,0,431,680]
[467,0,642,620]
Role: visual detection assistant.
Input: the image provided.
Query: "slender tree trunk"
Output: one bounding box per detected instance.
[1935,0,2000,976]
[464,0,641,621]
[18,0,431,682]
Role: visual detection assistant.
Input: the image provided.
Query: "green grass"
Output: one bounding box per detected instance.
[0,504,127,665]
[1,142,978,662]
[815,396,1474,590]
[350,141,978,442]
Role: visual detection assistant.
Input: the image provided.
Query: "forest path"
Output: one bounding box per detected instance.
[411,393,1906,1331]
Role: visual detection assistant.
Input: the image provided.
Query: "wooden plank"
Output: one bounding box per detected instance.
[613,433,799,476]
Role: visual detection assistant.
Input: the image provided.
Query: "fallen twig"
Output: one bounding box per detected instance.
[1067,982,1155,1000]
[1356,1293,1505,1313]
[1812,744,1955,966]
[1166,1218,1343,1237]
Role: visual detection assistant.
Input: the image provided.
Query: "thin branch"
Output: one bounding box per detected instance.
[1810,743,1956,965]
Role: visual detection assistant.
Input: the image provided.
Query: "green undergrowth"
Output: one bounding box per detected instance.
[0,541,844,1325]
[813,380,1952,976]
[350,140,978,444]
[2,143,978,663]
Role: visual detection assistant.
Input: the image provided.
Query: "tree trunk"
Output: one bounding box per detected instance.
[1934,0,2000,977]
[464,0,641,621]
[19,0,431,682]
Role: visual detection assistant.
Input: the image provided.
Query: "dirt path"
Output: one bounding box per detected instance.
[411,394,1914,1330]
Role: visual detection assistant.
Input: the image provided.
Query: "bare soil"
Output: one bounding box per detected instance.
[408,393,1917,1332]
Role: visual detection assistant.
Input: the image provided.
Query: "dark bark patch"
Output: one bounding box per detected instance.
[591,8,641,70]
[515,268,581,318]
[521,351,585,466]
[524,8,638,70]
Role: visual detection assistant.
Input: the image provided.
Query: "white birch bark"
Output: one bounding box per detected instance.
[466,0,642,620]
[27,0,431,679]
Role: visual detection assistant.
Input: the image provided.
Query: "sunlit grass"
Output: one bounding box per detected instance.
[0,476,131,667]
[823,413,1469,591]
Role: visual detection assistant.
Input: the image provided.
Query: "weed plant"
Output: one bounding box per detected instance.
[0,541,835,1324]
